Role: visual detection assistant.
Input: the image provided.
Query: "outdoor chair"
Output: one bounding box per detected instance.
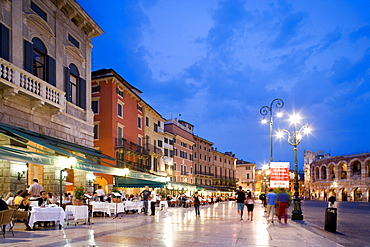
[0,209,16,238]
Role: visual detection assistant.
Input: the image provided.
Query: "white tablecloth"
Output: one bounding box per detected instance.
[159,201,168,208]
[108,203,125,215]
[65,205,88,221]
[124,201,143,211]
[91,202,110,217]
[29,207,65,227]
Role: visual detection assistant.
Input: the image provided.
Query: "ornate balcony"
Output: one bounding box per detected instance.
[0,58,65,115]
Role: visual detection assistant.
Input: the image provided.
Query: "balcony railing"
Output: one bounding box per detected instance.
[194,171,214,177]
[0,58,65,111]
[115,138,148,156]
[145,144,163,156]
[181,171,188,176]
[117,159,150,172]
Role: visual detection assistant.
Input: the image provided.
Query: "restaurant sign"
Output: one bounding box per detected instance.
[270,162,290,188]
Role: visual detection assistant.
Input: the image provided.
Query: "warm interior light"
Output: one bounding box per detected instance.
[290,114,301,124]
[86,173,96,181]
[122,168,130,175]
[261,117,267,124]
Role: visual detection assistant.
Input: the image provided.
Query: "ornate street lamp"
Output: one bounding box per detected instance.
[277,114,311,220]
[260,99,284,163]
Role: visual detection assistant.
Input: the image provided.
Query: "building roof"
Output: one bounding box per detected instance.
[92,68,164,119]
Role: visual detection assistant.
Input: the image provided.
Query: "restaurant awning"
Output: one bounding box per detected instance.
[114,177,165,188]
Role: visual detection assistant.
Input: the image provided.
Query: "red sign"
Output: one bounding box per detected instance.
[270,162,290,188]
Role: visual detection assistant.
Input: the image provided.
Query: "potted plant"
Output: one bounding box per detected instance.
[111,187,122,203]
[72,186,85,205]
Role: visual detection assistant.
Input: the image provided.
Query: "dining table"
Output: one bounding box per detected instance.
[28,206,65,229]
[65,205,89,225]
[124,201,143,213]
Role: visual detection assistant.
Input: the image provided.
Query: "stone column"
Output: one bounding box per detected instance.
[361,162,366,181]
[0,160,11,195]
[73,169,88,188]
[43,165,59,193]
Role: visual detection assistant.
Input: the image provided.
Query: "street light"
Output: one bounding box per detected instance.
[58,157,77,207]
[260,99,284,163]
[277,114,311,220]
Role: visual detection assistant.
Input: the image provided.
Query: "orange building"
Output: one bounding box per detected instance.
[92,69,147,190]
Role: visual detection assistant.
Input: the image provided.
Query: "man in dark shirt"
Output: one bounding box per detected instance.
[236,186,246,220]
[140,186,151,215]
[277,188,290,223]
[0,199,8,211]
[37,191,48,206]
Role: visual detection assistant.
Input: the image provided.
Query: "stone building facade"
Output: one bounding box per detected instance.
[236,160,256,192]
[0,0,102,194]
[193,135,214,187]
[307,150,370,202]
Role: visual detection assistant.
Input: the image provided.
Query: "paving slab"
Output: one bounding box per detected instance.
[0,201,346,247]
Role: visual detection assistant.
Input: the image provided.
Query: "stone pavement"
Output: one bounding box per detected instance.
[0,201,344,247]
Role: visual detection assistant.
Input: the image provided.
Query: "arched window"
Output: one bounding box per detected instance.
[315,167,319,179]
[341,164,347,178]
[352,161,361,177]
[329,165,335,179]
[64,63,86,109]
[24,37,56,85]
[321,166,326,180]
[32,38,47,80]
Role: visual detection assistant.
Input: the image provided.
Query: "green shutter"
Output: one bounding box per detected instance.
[0,23,10,61]
[24,40,33,73]
[64,67,71,102]
[46,56,56,86]
[78,77,86,110]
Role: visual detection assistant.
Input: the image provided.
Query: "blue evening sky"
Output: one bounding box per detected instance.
[77,0,370,169]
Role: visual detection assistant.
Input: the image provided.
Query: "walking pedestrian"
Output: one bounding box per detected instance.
[235,186,246,220]
[277,188,289,223]
[245,191,255,221]
[259,193,267,212]
[266,188,278,223]
[193,192,200,217]
[140,185,151,215]
[150,187,157,216]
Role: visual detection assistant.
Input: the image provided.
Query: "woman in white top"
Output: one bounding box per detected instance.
[245,191,255,221]
[150,188,157,216]
[4,192,15,205]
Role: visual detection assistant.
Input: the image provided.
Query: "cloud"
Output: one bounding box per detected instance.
[270,11,308,49]
[349,25,370,41]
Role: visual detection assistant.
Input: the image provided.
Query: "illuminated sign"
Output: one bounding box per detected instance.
[270,162,290,188]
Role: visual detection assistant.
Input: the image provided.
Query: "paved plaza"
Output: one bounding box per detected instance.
[1,201,346,247]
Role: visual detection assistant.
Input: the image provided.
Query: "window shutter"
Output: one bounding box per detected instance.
[46,55,56,86]
[64,67,71,102]
[0,24,10,61]
[78,77,86,109]
[24,40,33,73]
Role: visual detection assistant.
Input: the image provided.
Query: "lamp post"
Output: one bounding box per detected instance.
[59,169,68,207]
[260,99,284,163]
[277,114,311,220]
[58,157,77,207]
